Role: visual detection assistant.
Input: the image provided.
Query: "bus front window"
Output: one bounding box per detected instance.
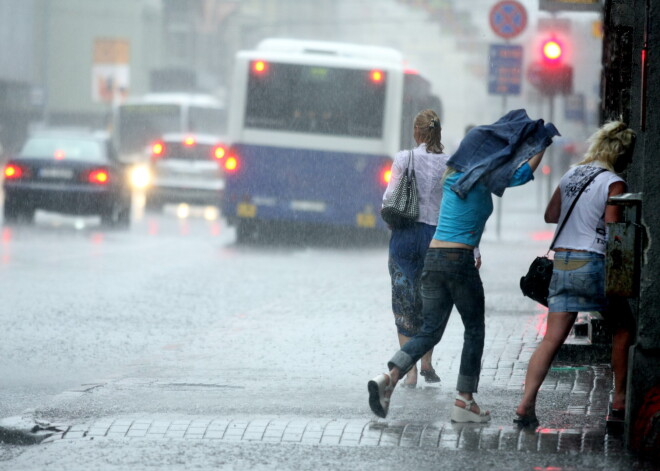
[117,104,181,154]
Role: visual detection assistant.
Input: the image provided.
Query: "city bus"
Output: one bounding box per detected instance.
[112,92,227,163]
[222,39,441,241]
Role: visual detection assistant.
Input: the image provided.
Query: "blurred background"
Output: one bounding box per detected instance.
[0,0,602,157]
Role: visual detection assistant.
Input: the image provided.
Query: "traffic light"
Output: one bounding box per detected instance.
[527,37,573,95]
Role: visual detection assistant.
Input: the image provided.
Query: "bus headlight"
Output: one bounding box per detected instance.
[130,164,151,189]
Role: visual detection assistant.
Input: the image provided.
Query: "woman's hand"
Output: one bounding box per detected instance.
[475,256,482,270]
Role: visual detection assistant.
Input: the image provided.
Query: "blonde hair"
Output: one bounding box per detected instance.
[440,166,457,186]
[577,121,636,172]
[414,109,444,154]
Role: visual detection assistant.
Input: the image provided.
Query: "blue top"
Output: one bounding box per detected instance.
[433,163,533,246]
[448,109,559,198]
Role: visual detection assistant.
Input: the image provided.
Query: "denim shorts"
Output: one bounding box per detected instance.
[547,250,606,313]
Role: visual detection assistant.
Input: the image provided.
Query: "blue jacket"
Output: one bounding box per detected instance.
[447,109,560,198]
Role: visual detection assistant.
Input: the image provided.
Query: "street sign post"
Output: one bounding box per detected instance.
[489,0,527,40]
[488,44,523,95]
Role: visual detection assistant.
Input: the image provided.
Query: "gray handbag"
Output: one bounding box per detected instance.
[381,150,419,229]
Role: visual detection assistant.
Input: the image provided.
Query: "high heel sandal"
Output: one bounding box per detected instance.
[513,411,539,428]
[451,395,491,423]
[368,374,394,418]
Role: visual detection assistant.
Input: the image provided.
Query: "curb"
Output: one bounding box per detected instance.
[0,415,69,445]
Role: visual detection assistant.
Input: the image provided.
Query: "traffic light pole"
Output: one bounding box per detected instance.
[547,93,556,202]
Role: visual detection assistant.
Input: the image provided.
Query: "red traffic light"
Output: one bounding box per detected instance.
[542,40,563,62]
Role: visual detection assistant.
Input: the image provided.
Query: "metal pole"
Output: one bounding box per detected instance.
[496,93,507,239]
[546,93,555,203]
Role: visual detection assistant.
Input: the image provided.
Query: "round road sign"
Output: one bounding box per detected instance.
[490,0,527,40]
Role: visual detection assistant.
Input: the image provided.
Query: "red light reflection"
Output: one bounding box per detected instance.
[531,230,555,241]
[211,222,221,236]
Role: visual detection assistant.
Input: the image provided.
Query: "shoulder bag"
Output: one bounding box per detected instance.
[381,150,419,229]
[520,168,607,306]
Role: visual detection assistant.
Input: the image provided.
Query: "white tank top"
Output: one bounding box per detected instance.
[553,164,625,255]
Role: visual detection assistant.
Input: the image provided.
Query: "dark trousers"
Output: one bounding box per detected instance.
[388,248,485,392]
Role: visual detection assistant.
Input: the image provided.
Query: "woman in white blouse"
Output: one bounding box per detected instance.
[382,109,451,387]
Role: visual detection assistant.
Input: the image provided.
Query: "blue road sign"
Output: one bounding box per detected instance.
[488,44,523,95]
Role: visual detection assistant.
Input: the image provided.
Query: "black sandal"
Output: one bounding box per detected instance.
[513,412,539,428]
[420,369,440,383]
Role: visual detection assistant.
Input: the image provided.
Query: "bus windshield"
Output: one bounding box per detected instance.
[117,104,181,154]
[245,63,386,138]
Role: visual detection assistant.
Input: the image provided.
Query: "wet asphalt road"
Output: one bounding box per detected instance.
[0,187,655,470]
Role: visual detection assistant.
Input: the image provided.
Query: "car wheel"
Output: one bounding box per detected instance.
[3,197,34,225]
[116,200,131,228]
[100,198,130,229]
[236,220,259,243]
[3,198,19,224]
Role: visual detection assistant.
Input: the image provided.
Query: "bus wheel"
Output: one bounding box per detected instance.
[236,220,258,243]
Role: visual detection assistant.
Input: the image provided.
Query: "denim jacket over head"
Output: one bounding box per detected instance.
[447,109,560,198]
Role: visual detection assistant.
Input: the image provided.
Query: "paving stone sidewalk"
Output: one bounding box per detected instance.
[38,310,626,456]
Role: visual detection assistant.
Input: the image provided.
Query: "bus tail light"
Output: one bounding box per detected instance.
[252,60,268,75]
[224,150,239,173]
[381,166,392,186]
[370,69,385,84]
[183,135,196,147]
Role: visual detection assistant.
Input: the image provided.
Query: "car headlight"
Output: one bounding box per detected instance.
[130,165,151,189]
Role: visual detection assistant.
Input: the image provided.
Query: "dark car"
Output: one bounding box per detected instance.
[2,131,131,227]
[145,133,226,211]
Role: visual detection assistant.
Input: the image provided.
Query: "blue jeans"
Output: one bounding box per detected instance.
[388,248,485,392]
[548,250,606,312]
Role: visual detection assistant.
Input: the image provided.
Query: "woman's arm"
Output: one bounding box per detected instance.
[605,181,627,223]
[526,149,546,173]
[544,186,561,223]
[508,149,548,187]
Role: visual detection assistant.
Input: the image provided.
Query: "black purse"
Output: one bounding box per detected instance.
[381,150,419,229]
[520,168,607,306]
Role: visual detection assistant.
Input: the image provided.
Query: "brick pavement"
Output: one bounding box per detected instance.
[39,310,625,456]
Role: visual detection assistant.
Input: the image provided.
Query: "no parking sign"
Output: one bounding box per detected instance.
[490,1,527,40]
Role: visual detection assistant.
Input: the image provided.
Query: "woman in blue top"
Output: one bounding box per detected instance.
[368,110,556,422]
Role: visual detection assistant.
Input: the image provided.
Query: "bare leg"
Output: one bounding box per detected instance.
[420,349,434,372]
[516,311,577,416]
[611,326,632,410]
[398,334,418,385]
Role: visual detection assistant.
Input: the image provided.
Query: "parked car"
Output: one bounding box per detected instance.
[144,133,226,210]
[2,131,131,227]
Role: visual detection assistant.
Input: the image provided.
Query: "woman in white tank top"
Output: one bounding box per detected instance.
[515,121,637,427]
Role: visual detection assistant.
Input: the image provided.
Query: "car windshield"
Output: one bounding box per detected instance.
[20,137,106,162]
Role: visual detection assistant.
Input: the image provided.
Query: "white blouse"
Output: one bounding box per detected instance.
[382,143,449,226]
